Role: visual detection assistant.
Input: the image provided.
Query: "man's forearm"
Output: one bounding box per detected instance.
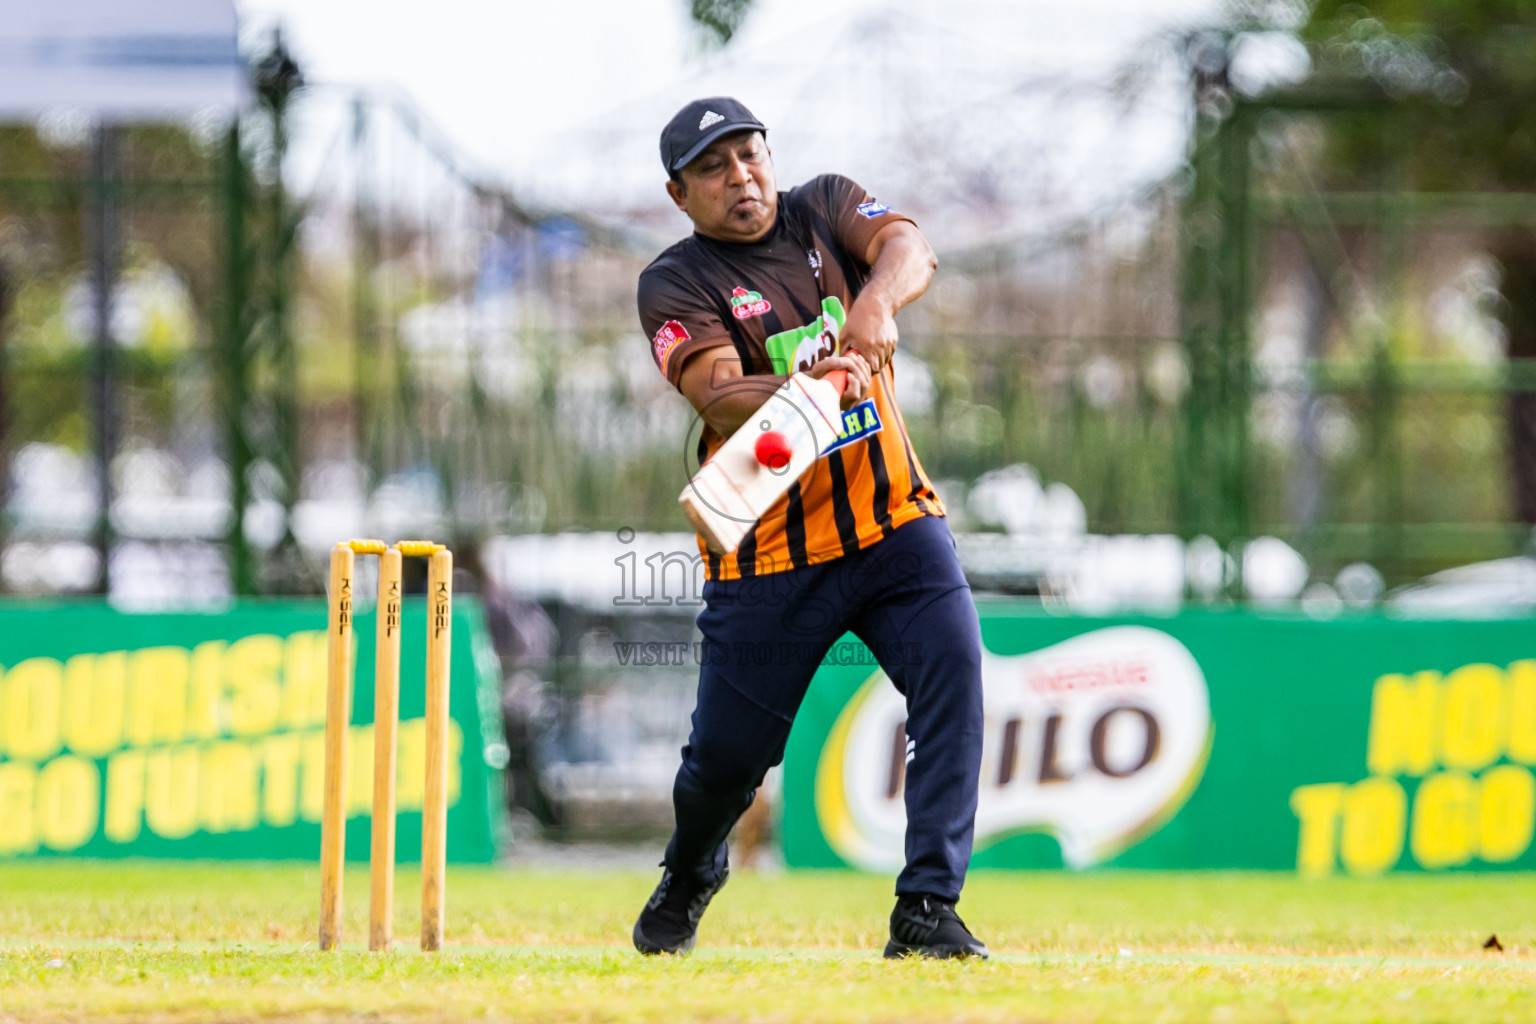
[698,373,788,438]
[687,354,869,439]
[841,224,938,372]
[861,228,938,317]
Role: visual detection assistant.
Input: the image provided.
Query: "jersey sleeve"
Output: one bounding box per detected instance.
[816,174,916,269]
[637,265,734,390]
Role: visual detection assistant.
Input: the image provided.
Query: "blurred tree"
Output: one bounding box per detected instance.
[688,0,751,45]
[1301,2,1536,522]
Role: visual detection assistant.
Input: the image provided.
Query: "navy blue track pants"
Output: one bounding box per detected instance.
[664,514,984,901]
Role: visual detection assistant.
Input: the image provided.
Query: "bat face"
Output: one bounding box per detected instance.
[679,372,844,555]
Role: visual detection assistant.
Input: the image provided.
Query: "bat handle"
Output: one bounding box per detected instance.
[820,348,861,395]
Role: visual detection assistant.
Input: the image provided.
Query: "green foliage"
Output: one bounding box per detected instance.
[688,0,753,45]
[1301,1,1536,189]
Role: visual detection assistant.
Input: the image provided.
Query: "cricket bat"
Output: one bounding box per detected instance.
[679,367,853,555]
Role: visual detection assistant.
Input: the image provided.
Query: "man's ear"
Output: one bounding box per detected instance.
[665,178,688,212]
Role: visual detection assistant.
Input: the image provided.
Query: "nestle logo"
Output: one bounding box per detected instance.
[1028,659,1151,695]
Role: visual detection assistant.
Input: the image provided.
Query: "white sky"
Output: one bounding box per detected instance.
[231,0,1267,248]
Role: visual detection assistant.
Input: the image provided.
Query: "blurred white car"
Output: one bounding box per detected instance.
[1389,554,1536,617]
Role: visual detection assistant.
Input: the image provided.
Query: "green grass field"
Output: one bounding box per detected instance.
[0,861,1531,1022]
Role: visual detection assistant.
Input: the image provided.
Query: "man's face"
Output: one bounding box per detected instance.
[666,131,777,243]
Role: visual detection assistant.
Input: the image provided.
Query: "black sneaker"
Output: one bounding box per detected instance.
[632,864,730,955]
[883,894,989,959]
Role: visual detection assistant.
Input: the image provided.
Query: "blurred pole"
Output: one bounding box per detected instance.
[1499,237,1536,525]
[1178,32,1253,597]
[1370,125,1410,587]
[89,122,120,596]
[1216,103,1253,590]
[256,34,304,587]
[1290,254,1326,534]
[221,122,254,595]
[244,32,306,592]
[352,99,379,495]
[0,259,10,589]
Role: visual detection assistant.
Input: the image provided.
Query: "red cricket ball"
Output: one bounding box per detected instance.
[754,429,793,471]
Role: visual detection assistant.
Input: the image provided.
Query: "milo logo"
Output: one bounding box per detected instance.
[765,296,845,374]
[730,287,772,320]
[815,626,1213,869]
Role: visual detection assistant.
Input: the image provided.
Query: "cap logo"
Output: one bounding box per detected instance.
[698,110,725,131]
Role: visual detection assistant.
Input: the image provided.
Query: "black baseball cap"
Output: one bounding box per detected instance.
[659,97,767,173]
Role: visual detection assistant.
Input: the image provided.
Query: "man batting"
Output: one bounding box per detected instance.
[633,97,988,959]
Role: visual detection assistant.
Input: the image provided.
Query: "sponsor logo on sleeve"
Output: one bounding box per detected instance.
[856,200,891,218]
[729,287,772,320]
[652,320,691,371]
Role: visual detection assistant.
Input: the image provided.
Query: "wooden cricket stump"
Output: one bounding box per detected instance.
[320,539,453,952]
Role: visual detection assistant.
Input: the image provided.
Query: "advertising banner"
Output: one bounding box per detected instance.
[0,599,504,862]
[782,604,1536,875]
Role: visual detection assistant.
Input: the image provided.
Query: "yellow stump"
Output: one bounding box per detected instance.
[421,547,453,951]
[319,538,452,954]
[319,544,355,952]
[369,546,403,951]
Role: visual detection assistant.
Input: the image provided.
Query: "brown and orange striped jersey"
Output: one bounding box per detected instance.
[638,174,945,581]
